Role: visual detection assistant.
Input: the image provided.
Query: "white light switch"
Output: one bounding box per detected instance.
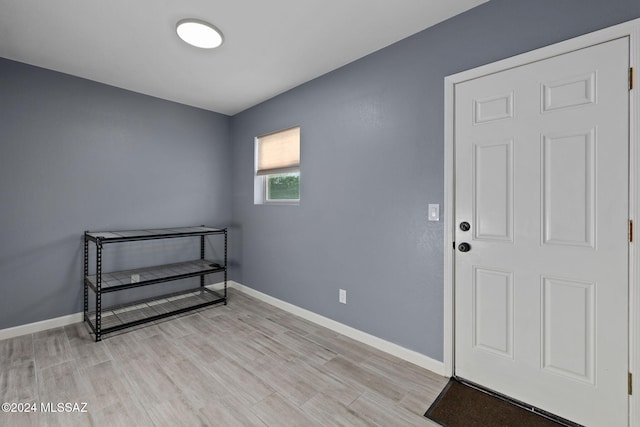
[428,204,440,221]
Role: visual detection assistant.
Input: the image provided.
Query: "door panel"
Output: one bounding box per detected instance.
[454,38,629,426]
[542,129,596,247]
[541,276,595,384]
[473,140,514,241]
[473,267,514,357]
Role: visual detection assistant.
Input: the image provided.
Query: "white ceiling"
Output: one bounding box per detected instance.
[0,0,487,115]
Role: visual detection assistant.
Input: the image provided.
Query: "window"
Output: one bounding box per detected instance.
[255,126,300,204]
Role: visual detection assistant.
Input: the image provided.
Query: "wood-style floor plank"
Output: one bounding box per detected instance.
[250,392,319,426]
[198,395,268,427]
[323,355,407,401]
[1,360,37,402]
[37,360,95,426]
[349,391,439,426]
[301,391,372,427]
[0,289,447,426]
[0,335,34,368]
[33,329,73,370]
[80,360,153,426]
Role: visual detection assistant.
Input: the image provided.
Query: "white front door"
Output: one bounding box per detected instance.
[454,37,630,426]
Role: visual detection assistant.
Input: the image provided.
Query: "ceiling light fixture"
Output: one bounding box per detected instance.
[176,19,223,49]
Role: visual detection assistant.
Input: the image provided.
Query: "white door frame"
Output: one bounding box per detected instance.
[444,18,640,425]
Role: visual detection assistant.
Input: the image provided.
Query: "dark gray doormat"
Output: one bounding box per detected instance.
[424,378,582,427]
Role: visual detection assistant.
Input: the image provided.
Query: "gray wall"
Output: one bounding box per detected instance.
[0,59,232,329]
[230,0,640,361]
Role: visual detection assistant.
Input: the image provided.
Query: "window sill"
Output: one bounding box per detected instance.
[257,200,300,206]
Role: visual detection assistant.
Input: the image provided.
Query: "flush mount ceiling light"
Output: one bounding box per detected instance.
[176,19,223,49]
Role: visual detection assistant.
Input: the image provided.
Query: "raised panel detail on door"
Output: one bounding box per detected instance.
[473,267,514,358]
[542,72,596,113]
[542,129,596,248]
[473,92,514,124]
[542,277,595,384]
[473,140,514,242]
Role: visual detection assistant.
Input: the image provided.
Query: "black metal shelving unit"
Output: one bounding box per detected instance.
[83,226,227,341]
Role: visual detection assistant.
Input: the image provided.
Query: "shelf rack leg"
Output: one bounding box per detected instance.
[200,233,205,288]
[83,232,89,322]
[224,228,228,305]
[95,239,103,342]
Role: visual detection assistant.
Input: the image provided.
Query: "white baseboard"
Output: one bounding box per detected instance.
[1,281,447,376]
[225,280,447,376]
[0,312,84,341]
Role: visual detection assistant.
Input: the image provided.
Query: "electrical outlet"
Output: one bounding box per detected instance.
[131,274,140,284]
[339,289,347,304]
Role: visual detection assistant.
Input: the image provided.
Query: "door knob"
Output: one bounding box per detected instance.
[459,222,471,232]
[458,242,471,252]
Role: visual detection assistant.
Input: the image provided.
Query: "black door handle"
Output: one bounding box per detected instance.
[459,222,471,232]
[458,242,471,252]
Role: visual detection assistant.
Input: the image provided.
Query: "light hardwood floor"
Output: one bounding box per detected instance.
[0,289,447,426]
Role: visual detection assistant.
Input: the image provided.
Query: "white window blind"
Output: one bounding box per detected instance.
[256,126,300,176]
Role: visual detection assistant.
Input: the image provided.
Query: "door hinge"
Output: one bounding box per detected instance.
[629,372,633,395]
[631,67,635,91]
[630,220,634,243]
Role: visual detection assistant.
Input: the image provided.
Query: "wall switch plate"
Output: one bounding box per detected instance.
[428,204,440,221]
[339,289,347,304]
[131,274,140,283]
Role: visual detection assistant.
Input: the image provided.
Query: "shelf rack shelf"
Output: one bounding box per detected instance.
[83,226,227,341]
